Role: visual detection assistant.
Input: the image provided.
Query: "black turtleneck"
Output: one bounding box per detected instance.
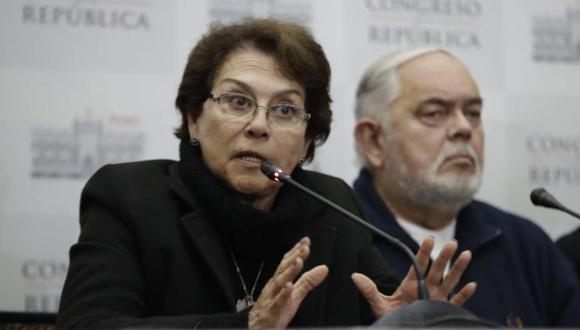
[176,139,313,304]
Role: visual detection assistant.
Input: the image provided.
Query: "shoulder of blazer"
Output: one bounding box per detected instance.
[297,169,360,210]
[297,169,352,196]
[88,159,176,183]
[80,159,180,213]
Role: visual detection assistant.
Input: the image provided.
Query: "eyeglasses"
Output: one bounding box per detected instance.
[209,92,311,129]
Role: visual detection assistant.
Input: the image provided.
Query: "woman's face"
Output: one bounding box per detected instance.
[187,48,311,210]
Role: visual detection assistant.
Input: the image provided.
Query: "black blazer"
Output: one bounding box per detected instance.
[57,160,399,329]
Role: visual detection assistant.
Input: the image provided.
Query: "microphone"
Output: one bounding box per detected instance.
[260,160,429,299]
[260,161,496,327]
[530,187,580,220]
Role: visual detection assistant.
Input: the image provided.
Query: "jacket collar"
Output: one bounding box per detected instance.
[353,169,420,251]
[454,202,502,253]
[353,168,501,256]
[168,163,238,309]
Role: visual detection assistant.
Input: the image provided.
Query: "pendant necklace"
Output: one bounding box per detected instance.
[230,251,265,312]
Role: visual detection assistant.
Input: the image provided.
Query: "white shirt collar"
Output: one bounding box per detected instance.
[395,217,457,272]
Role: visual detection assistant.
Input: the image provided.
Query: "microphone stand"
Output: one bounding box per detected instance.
[261,161,496,327]
[284,172,429,300]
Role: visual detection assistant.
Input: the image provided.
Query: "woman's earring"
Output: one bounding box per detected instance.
[190,137,200,146]
[297,157,305,166]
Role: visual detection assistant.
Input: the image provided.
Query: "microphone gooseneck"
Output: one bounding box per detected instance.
[530,187,580,220]
[260,160,430,300]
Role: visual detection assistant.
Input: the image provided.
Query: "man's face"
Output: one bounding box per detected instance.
[380,52,484,207]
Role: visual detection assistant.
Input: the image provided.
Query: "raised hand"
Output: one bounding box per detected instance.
[248,237,328,329]
[352,236,477,318]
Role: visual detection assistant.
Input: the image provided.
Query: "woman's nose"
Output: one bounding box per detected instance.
[244,106,270,139]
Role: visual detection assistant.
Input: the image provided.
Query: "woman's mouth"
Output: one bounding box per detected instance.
[235,152,266,167]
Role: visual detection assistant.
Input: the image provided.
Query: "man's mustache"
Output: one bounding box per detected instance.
[438,144,478,167]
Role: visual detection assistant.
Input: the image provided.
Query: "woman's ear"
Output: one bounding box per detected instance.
[303,137,313,152]
[354,118,385,169]
[186,113,198,139]
[300,135,313,160]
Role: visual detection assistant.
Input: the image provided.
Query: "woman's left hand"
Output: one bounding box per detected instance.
[351,236,477,318]
[248,237,328,329]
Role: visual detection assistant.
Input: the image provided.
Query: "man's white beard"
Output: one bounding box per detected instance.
[388,141,483,208]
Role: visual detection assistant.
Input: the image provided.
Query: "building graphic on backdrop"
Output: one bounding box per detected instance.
[532,5,580,63]
[31,115,145,179]
[208,0,312,26]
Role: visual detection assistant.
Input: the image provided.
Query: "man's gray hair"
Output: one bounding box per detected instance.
[354,47,450,165]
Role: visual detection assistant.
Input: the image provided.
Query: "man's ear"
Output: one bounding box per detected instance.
[354,118,385,169]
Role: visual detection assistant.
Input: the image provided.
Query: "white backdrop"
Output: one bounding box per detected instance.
[1,0,580,313]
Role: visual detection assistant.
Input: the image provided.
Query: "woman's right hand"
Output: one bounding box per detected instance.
[248,237,328,329]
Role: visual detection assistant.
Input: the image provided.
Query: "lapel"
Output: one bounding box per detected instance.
[279,169,336,325]
[168,164,237,310]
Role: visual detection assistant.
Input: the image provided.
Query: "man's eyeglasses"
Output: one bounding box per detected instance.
[209,93,311,130]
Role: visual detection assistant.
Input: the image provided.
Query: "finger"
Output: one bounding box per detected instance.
[274,237,310,277]
[256,267,327,330]
[427,240,457,286]
[417,236,434,271]
[271,254,306,296]
[267,238,312,297]
[292,265,329,301]
[449,281,477,306]
[249,281,293,330]
[403,237,434,281]
[352,273,386,309]
[440,250,472,294]
[271,281,293,309]
[278,237,309,273]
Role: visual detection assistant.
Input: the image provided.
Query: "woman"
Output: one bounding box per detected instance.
[57,18,475,329]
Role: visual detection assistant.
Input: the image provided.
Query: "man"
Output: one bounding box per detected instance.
[352,48,580,327]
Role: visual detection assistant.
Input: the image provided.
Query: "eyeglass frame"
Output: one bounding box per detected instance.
[208,92,311,129]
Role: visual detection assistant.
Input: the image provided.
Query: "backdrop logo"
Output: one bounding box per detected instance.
[208,0,312,26]
[365,0,482,17]
[21,259,67,312]
[532,5,580,63]
[365,0,483,49]
[527,134,580,186]
[22,260,68,281]
[31,114,145,179]
[25,295,60,313]
[21,0,150,30]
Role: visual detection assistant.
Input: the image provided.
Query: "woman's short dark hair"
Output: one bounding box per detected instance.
[174,18,332,163]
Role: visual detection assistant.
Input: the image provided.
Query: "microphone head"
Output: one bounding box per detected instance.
[530,188,548,205]
[260,160,290,182]
[530,187,562,209]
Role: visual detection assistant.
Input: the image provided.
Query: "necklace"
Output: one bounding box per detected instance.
[230,251,265,312]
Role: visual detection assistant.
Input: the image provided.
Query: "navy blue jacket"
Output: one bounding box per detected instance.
[353,169,580,327]
[557,227,580,281]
